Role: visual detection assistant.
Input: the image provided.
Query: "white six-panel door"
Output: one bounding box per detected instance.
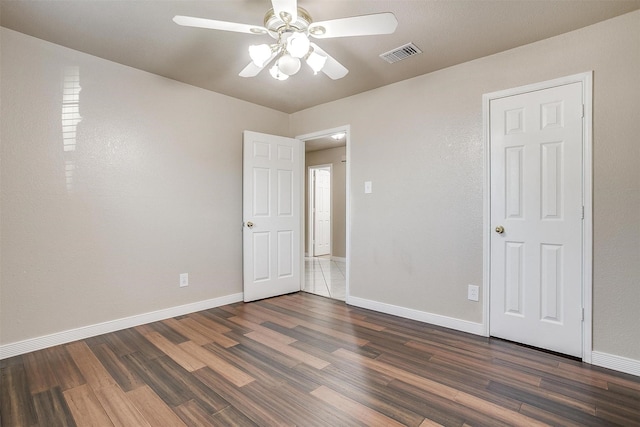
[314,167,331,256]
[243,131,301,302]
[489,82,584,357]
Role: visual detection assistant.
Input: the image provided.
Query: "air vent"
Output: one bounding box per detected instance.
[379,43,422,64]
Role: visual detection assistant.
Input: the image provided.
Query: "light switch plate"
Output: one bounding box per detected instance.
[364,181,372,194]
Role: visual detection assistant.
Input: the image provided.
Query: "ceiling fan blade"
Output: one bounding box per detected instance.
[310,43,348,80]
[239,62,264,78]
[239,53,278,77]
[271,0,298,23]
[309,12,398,38]
[173,15,267,35]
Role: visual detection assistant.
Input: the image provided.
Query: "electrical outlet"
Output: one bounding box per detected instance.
[180,273,188,287]
[468,284,479,302]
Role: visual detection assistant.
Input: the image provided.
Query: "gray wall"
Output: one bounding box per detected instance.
[291,11,640,361]
[0,28,289,345]
[305,147,347,258]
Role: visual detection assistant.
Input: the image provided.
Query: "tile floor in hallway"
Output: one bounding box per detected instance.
[303,256,346,301]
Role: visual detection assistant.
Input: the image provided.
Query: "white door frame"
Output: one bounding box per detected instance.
[296,125,351,302]
[482,72,593,362]
[308,164,333,257]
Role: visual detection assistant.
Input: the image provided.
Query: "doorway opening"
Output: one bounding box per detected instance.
[297,126,350,301]
[309,165,332,257]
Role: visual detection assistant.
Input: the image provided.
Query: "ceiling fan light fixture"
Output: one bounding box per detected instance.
[269,63,289,80]
[309,25,326,36]
[175,4,398,82]
[331,132,346,140]
[279,11,293,24]
[306,50,327,74]
[249,44,273,67]
[277,53,301,75]
[287,32,310,58]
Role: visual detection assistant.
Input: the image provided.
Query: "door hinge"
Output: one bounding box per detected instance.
[581,104,585,118]
[581,206,585,220]
[582,308,585,321]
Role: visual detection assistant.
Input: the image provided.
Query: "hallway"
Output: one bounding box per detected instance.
[303,257,346,301]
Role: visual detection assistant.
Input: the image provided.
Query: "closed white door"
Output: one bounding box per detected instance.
[314,168,331,256]
[243,131,301,302]
[489,82,584,357]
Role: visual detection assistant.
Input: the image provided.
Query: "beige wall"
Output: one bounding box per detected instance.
[0,28,289,345]
[291,11,640,360]
[305,147,347,258]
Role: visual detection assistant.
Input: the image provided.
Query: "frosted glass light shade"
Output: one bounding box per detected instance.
[249,44,272,67]
[269,63,289,80]
[306,51,327,74]
[277,54,301,76]
[287,32,310,58]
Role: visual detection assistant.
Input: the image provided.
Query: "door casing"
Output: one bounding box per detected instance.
[482,72,593,362]
[297,125,351,302]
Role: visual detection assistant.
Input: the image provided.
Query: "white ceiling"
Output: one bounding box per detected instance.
[2,1,639,114]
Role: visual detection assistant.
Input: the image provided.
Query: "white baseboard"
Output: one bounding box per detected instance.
[0,293,243,360]
[331,256,346,262]
[592,351,640,377]
[347,296,484,336]
[8,292,635,377]
[346,298,639,377]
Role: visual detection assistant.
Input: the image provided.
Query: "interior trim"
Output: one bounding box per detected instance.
[348,296,484,336]
[592,351,640,377]
[296,125,351,302]
[0,292,243,360]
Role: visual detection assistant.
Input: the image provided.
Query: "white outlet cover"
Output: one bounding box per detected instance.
[180,273,188,287]
[468,284,479,301]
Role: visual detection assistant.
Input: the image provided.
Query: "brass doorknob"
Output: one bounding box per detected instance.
[246,221,254,228]
[495,225,505,234]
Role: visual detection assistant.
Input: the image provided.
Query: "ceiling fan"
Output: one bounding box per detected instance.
[173,0,398,81]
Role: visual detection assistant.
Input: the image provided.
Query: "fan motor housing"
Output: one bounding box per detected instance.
[264,7,312,36]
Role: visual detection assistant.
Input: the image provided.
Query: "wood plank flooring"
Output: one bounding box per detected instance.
[2,292,639,426]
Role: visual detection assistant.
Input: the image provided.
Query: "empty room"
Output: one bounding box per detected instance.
[1,1,639,425]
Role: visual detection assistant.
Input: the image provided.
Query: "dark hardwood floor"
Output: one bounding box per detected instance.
[2,292,639,426]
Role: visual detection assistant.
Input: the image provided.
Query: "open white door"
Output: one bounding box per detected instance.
[243,131,302,302]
